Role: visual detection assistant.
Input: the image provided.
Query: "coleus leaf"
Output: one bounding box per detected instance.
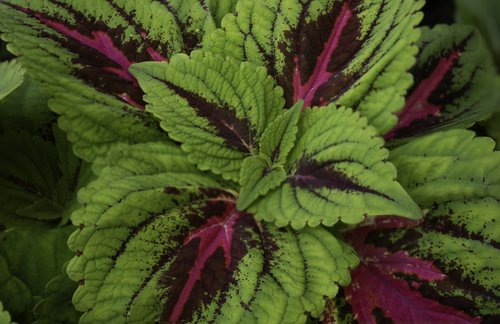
[133,52,421,228]
[66,142,358,323]
[250,106,422,229]
[0,59,24,101]
[131,51,285,182]
[483,112,500,150]
[238,102,302,210]
[0,127,92,227]
[207,0,239,27]
[0,0,222,163]
[386,25,500,141]
[0,225,77,323]
[456,0,500,68]
[326,130,500,323]
[204,0,424,134]
[0,74,55,137]
[32,271,80,324]
[237,155,287,210]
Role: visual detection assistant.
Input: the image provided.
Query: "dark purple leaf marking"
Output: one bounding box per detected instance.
[5,1,174,108]
[160,198,260,322]
[155,77,256,153]
[292,2,353,108]
[386,50,461,139]
[288,159,391,199]
[280,0,366,109]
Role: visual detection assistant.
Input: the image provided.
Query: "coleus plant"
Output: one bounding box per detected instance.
[0,0,499,324]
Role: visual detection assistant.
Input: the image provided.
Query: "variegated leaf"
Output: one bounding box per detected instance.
[0,0,221,164]
[249,106,421,229]
[325,130,500,323]
[66,142,358,323]
[205,0,424,134]
[131,51,285,182]
[386,25,500,141]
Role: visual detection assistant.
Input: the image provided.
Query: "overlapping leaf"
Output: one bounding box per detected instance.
[0,225,78,323]
[0,75,54,136]
[456,0,500,68]
[0,0,228,163]
[250,106,421,228]
[326,130,500,323]
[131,51,285,182]
[66,142,358,323]
[31,272,81,324]
[0,127,92,227]
[205,0,424,134]
[133,52,421,228]
[0,59,24,101]
[386,25,500,141]
[208,0,239,27]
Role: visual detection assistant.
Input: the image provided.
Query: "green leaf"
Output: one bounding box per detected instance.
[374,129,500,318]
[237,102,302,209]
[0,225,76,323]
[207,0,239,27]
[67,142,357,323]
[32,272,80,324]
[483,112,500,149]
[249,106,421,229]
[0,301,13,324]
[0,75,55,136]
[131,51,285,181]
[0,60,24,101]
[204,0,424,134]
[455,0,500,68]
[0,127,92,227]
[260,100,302,164]
[0,0,220,164]
[387,25,500,141]
[237,155,287,210]
[390,129,500,206]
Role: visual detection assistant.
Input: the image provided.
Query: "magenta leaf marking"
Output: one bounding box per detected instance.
[343,219,480,324]
[140,32,168,62]
[293,2,352,108]
[35,15,136,82]
[386,51,461,139]
[169,201,240,323]
[14,4,169,108]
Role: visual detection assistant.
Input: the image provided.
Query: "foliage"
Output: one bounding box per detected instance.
[0,0,499,323]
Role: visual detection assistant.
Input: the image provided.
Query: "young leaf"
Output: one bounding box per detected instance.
[131,51,285,181]
[249,106,421,229]
[260,100,302,164]
[205,0,424,134]
[326,130,500,323]
[0,225,77,323]
[0,0,220,163]
[67,142,358,323]
[0,59,24,101]
[386,25,500,141]
[237,155,287,210]
[237,102,302,209]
